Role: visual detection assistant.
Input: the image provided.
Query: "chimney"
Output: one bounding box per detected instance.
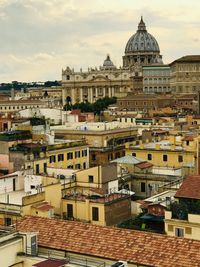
[155,143,160,150]
[139,140,144,149]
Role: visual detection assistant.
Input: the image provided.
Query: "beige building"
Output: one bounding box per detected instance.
[53,126,137,166]
[170,55,200,93]
[143,65,170,93]
[0,99,47,114]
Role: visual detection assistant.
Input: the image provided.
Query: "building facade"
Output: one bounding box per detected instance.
[143,65,170,93]
[170,55,200,93]
[62,17,163,105]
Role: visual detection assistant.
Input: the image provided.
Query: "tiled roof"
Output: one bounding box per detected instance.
[135,161,153,169]
[17,216,200,267]
[31,202,54,211]
[175,175,200,199]
[33,259,66,267]
[183,136,194,141]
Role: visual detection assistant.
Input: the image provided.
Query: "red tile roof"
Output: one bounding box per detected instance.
[183,136,194,141]
[17,216,200,267]
[31,202,54,211]
[135,161,153,169]
[175,175,200,200]
[33,259,66,267]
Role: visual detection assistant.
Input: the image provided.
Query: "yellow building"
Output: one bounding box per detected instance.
[53,126,137,166]
[62,193,131,226]
[63,163,118,195]
[0,175,62,226]
[126,135,198,173]
[60,163,132,226]
[165,175,200,240]
[9,139,89,174]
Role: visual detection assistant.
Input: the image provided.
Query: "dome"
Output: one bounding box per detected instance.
[125,17,160,53]
[102,55,116,70]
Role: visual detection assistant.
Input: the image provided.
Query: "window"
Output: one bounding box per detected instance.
[58,154,64,161]
[178,155,183,163]
[75,151,80,158]
[88,175,94,183]
[67,204,73,218]
[83,162,86,169]
[92,207,99,221]
[36,164,40,174]
[163,155,168,162]
[49,155,56,163]
[186,140,190,146]
[4,217,12,226]
[67,165,73,169]
[82,150,87,157]
[132,152,136,157]
[67,152,73,160]
[175,228,184,237]
[141,182,146,193]
[91,154,96,161]
[147,154,152,160]
[75,164,81,169]
[43,163,47,173]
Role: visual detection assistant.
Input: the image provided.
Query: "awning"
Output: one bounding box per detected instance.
[140,214,164,222]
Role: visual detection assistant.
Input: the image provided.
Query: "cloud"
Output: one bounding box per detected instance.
[0,0,200,82]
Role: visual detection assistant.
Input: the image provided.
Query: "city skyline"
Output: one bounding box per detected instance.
[0,0,200,82]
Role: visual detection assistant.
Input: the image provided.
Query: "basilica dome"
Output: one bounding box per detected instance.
[125,18,160,53]
[101,55,116,70]
[123,17,163,67]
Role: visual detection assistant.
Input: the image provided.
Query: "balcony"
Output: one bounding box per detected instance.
[47,140,87,151]
[167,200,200,221]
[165,210,200,224]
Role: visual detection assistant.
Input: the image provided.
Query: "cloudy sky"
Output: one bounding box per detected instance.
[0,0,200,82]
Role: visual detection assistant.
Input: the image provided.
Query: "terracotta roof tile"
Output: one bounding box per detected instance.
[135,161,153,169]
[33,259,66,267]
[175,175,200,199]
[31,201,54,211]
[17,216,200,267]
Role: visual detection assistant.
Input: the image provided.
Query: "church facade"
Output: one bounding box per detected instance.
[62,17,163,105]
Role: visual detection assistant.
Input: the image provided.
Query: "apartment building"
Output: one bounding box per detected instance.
[165,175,200,240]
[53,126,137,167]
[9,139,89,174]
[126,135,198,173]
[0,172,61,226]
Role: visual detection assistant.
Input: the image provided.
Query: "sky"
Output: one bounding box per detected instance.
[0,0,200,83]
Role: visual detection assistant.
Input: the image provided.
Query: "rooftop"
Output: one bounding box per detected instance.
[135,161,153,169]
[63,193,130,204]
[0,130,31,141]
[175,175,200,200]
[31,201,54,211]
[17,216,200,267]
[170,55,200,64]
[130,140,184,151]
[111,155,144,165]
